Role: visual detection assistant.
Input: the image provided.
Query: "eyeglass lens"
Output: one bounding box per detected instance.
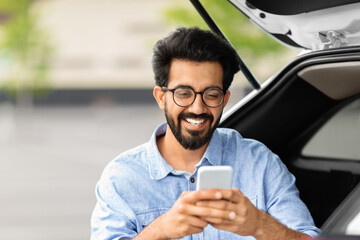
[173,87,224,107]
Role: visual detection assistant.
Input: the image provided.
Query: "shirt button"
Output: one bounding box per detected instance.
[190,177,195,183]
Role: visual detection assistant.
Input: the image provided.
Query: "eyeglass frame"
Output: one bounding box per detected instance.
[162,85,226,108]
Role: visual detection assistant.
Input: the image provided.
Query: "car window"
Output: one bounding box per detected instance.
[302,98,360,161]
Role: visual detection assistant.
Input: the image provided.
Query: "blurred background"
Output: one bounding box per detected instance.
[0,0,300,239]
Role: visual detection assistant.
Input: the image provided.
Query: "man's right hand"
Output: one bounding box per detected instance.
[134,190,223,240]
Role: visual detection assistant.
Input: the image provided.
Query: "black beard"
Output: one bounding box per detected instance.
[165,108,221,150]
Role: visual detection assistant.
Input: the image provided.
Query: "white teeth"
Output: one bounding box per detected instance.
[185,118,205,125]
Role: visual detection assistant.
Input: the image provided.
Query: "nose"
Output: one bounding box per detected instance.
[187,93,206,114]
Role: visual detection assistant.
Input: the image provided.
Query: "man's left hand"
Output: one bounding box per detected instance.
[195,188,262,237]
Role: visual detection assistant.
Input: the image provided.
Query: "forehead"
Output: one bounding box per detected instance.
[168,59,223,89]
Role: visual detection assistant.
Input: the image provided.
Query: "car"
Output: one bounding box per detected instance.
[189,0,360,237]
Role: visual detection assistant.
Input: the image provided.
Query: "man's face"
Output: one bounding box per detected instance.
[163,59,229,150]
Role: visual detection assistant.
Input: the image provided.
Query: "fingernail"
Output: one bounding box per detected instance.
[215,192,222,199]
[229,211,236,220]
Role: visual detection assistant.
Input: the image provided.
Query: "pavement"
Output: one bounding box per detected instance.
[0,103,164,240]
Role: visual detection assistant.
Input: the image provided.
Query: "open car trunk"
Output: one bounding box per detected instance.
[220,46,360,228]
[229,0,360,50]
[190,0,360,233]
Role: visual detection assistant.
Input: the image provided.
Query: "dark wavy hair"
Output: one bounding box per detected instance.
[152,27,240,91]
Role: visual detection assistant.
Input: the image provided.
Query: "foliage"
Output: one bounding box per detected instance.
[0,0,52,101]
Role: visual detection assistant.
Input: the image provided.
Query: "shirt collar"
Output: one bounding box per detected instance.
[147,122,224,180]
[147,122,173,180]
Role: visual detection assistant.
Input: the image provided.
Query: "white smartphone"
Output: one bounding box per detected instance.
[196,166,233,190]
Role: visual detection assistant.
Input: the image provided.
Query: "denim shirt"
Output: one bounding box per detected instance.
[91,122,320,240]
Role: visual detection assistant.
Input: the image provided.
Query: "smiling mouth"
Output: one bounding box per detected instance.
[185,118,206,125]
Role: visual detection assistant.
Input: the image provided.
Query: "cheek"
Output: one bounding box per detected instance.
[211,109,222,122]
[165,100,183,120]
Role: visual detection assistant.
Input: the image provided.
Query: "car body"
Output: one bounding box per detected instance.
[190,0,360,237]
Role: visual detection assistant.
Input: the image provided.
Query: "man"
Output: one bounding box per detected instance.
[91,27,320,240]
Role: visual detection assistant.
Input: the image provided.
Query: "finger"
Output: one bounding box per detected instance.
[212,188,244,203]
[179,203,234,220]
[210,223,238,232]
[201,213,237,224]
[186,215,209,228]
[196,200,236,211]
[181,190,224,204]
[182,226,204,235]
[175,220,205,237]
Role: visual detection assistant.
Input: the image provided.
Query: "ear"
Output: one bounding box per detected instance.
[223,90,231,108]
[153,86,165,110]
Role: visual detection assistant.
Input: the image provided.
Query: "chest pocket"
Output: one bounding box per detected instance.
[136,208,170,230]
[219,195,258,240]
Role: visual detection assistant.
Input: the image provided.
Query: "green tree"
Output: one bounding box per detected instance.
[0,0,52,106]
[162,0,299,82]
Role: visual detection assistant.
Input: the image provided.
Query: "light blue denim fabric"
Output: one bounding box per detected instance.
[91,122,320,240]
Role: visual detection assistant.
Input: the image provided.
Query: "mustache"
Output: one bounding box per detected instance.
[179,112,213,120]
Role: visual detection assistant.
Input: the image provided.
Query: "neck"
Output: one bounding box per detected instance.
[156,125,209,173]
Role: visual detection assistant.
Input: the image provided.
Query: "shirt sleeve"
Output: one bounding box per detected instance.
[263,151,321,237]
[91,173,139,240]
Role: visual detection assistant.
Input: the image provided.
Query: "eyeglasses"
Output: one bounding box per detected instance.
[162,86,226,108]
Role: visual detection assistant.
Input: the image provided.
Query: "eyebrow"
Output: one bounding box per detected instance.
[170,84,223,90]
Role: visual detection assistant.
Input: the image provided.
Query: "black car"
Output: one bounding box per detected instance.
[189,0,360,237]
